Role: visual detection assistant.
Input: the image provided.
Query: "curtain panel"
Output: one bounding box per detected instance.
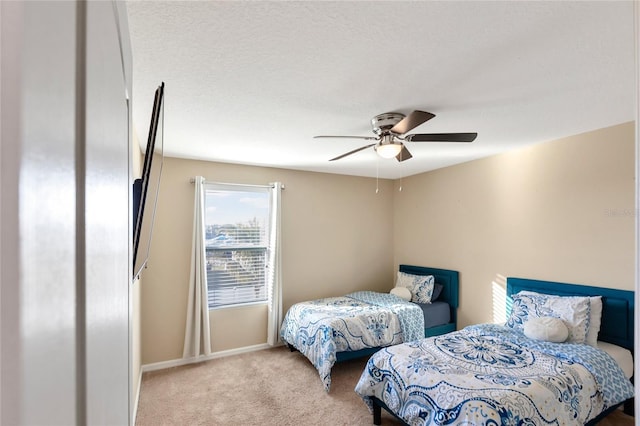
[267,182,283,346]
[182,176,212,358]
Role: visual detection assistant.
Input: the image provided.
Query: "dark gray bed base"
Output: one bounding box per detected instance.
[370,277,635,425]
[370,397,628,426]
[371,394,629,426]
[335,265,459,363]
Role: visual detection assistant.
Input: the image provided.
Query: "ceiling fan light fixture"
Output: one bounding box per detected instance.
[316,109,476,162]
[375,138,403,159]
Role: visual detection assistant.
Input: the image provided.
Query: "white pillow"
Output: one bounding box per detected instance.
[390,286,412,301]
[396,271,435,304]
[517,291,602,347]
[506,291,590,344]
[524,316,569,342]
[585,296,602,347]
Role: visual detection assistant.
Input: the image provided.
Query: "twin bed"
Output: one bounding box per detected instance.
[280,265,635,425]
[355,276,635,425]
[280,265,459,391]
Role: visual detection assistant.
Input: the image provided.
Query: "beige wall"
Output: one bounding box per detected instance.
[141,159,395,364]
[393,122,635,328]
[140,122,634,365]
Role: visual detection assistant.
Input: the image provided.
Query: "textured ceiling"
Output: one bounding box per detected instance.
[126,1,635,179]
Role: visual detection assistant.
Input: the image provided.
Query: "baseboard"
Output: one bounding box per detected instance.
[141,342,278,373]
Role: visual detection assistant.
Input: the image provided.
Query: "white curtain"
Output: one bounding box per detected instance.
[182,176,212,359]
[267,182,283,346]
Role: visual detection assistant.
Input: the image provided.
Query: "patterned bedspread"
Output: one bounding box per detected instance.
[280,291,424,391]
[355,323,634,425]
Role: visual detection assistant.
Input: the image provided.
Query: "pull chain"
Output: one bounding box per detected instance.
[398,157,403,191]
[376,157,379,194]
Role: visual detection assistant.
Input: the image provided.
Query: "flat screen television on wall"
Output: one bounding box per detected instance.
[132,82,164,280]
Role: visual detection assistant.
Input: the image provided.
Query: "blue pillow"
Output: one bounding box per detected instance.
[431,283,444,301]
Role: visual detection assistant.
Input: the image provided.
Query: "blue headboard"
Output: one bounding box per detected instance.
[399,265,459,325]
[507,277,634,351]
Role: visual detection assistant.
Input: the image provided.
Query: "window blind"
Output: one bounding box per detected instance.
[204,184,270,308]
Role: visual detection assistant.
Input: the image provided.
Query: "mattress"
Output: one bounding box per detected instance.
[416,301,450,329]
[597,341,634,379]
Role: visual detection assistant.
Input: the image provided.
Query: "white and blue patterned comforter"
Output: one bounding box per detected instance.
[280,291,424,391]
[355,324,634,425]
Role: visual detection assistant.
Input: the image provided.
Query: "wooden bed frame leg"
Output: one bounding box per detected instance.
[287,343,297,353]
[373,401,382,425]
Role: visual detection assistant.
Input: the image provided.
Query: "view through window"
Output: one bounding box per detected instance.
[204,184,271,308]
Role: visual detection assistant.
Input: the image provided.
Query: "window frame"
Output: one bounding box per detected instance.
[203,182,272,310]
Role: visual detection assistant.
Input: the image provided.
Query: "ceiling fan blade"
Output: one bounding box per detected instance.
[396,145,412,162]
[406,132,477,142]
[314,135,377,140]
[329,143,376,161]
[390,110,435,135]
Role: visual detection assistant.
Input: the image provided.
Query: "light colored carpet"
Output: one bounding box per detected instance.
[136,346,634,426]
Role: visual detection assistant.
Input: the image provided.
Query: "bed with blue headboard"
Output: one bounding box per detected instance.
[398,264,459,338]
[356,276,634,425]
[507,277,634,351]
[280,264,459,391]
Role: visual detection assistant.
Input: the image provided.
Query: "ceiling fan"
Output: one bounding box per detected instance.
[314,110,477,162]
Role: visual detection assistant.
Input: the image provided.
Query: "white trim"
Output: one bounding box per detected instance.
[131,368,142,425]
[141,342,278,373]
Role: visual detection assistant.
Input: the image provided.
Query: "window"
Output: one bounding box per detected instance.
[204,184,271,309]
